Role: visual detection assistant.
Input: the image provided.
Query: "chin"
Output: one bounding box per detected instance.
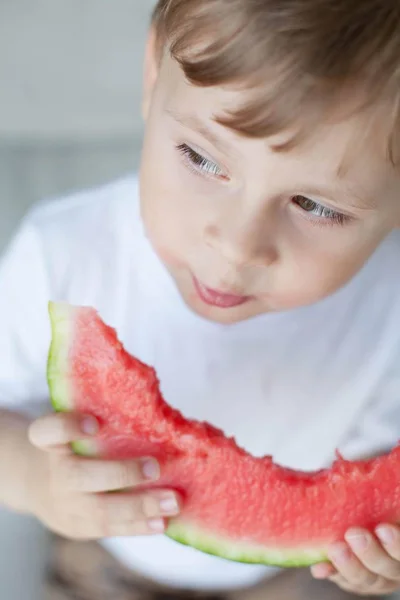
[192,305,257,325]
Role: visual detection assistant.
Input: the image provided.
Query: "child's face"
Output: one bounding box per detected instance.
[139,35,400,324]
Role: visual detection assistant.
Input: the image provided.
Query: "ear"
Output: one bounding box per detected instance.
[142,27,161,121]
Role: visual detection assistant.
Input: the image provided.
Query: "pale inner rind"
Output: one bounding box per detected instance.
[47,302,74,411]
[167,521,327,567]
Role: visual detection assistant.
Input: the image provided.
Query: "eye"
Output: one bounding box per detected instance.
[292,195,349,226]
[177,144,225,179]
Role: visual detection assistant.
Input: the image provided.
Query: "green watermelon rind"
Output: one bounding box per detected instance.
[46,301,327,568]
[166,521,326,567]
[47,303,98,456]
[47,302,73,412]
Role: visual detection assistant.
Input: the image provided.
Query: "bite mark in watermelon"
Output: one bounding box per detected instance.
[47,302,400,567]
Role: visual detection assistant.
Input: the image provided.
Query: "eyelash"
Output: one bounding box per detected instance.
[292,195,349,226]
[177,144,225,178]
[177,144,350,227]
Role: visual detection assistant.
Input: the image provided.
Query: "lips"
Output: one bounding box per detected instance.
[192,276,252,309]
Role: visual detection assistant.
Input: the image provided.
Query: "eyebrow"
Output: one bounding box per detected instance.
[166,108,236,156]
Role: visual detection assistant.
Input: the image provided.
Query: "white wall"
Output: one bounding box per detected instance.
[0,0,154,141]
[0,0,156,251]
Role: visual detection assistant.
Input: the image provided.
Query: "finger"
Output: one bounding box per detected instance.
[328,542,379,588]
[48,493,171,541]
[329,573,352,588]
[311,563,336,579]
[328,573,361,593]
[376,525,400,562]
[97,490,181,530]
[29,413,98,450]
[330,572,391,596]
[68,512,166,540]
[346,528,400,580]
[60,455,160,493]
[106,518,166,537]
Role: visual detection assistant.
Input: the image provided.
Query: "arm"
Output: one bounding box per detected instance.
[0,410,33,512]
[0,218,51,513]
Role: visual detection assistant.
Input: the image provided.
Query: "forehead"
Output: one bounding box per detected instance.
[158,54,399,203]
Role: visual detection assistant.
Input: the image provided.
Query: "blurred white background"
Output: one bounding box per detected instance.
[0,1,155,598]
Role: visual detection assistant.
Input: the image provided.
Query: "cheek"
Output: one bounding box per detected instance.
[280,245,370,305]
[139,171,194,269]
[140,154,214,252]
[156,245,186,269]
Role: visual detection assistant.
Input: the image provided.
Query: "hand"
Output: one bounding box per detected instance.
[27,413,180,540]
[311,526,400,596]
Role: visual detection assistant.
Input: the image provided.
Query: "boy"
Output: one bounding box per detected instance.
[1,0,400,598]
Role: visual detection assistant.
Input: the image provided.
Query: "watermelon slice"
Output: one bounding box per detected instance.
[47,302,400,567]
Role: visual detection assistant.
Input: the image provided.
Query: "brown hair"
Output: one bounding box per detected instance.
[152,0,400,163]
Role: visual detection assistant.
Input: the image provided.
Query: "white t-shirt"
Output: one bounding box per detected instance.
[1,176,400,591]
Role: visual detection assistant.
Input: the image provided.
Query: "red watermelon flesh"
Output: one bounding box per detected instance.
[47,302,400,567]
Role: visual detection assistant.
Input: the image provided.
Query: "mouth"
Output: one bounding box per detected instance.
[192,276,252,309]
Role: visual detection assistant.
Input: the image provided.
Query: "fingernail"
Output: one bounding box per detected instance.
[81,416,99,436]
[160,495,179,515]
[376,526,396,546]
[311,564,330,579]
[148,518,165,532]
[330,543,351,565]
[345,531,369,552]
[142,459,160,481]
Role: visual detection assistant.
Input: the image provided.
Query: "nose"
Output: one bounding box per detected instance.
[204,214,278,268]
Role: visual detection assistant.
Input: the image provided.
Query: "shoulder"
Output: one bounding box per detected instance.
[28,175,140,243]
[19,175,144,303]
[26,174,141,270]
